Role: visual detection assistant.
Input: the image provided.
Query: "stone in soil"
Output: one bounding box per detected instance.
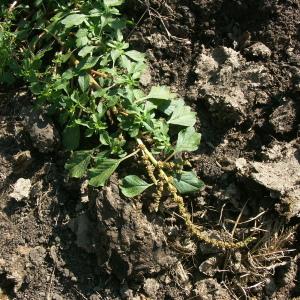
[193,278,231,300]
[237,140,300,219]
[23,109,60,153]
[269,99,298,135]
[9,178,31,201]
[245,42,272,59]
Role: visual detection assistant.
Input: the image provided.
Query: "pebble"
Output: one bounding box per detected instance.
[143,278,160,298]
[63,268,70,278]
[9,178,31,201]
[245,42,272,59]
[52,293,64,300]
[23,109,60,153]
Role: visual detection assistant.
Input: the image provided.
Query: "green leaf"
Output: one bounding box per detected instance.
[99,131,110,145]
[144,101,157,113]
[111,49,123,64]
[63,125,80,150]
[125,50,145,62]
[97,102,104,115]
[104,0,125,7]
[143,86,176,101]
[78,74,90,92]
[62,69,75,80]
[120,55,134,73]
[59,52,72,63]
[61,14,87,28]
[94,151,109,163]
[76,29,89,47]
[79,56,100,70]
[78,45,95,57]
[173,171,205,194]
[89,159,121,187]
[162,98,185,116]
[65,151,92,178]
[121,175,153,197]
[168,103,197,127]
[175,127,201,153]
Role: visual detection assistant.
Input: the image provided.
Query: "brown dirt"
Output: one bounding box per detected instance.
[1,0,300,299]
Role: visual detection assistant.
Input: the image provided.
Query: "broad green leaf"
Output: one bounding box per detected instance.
[111,49,123,64]
[76,36,89,48]
[173,171,205,194]
[175,127,201,153]
[63,125,80,150]
[143,86,176,101]
[120,55,133,73]
[133,89,145,100]
[65,151,92,178]
[97,102,104,115]
[79,56,100,70]
[61,14,87,28]
[163,98,185,116]
[132,61,146,79]
[78,74,90,92]
[121,175,153,197]
[62,69,75,80]
[99,131,110,145]
[94,151,109,164]
[144,101,157,113]
[168,103,197,127]
[104,0,124,6]
[93,90,105,98]
[110,19,127,31]
[76,29,89,47]
[78,45,95,57]
[89,159,121,187]
[125,50,145,62]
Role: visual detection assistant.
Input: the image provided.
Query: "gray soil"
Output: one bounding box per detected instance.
[1,0,300,299]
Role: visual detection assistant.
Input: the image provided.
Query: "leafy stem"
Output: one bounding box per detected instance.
[136,138,158,167]
[136,138,256,249]
[1,0,256,250]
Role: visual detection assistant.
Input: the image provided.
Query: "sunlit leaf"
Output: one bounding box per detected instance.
[89,159,121,187]
[78,45,95,57]
[78,73,90,92]
[121,175,153,197]
[143,86,176,101]
[173,171,205,194]
[168,103,197,127]
[175,127,201,153]
[104,0,125,7]
[125,50,145,62]
[61,14,87,28]
[79,56,100,70]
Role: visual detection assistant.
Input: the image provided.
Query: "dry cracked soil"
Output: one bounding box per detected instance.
[1,0,300,299]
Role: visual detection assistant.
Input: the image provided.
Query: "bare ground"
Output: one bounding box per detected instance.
[1,0,300,299]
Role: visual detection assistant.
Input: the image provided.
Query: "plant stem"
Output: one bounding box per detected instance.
[136,138,158,166]
[163,151,175,163]
[122,148,141,162]
[135,137,255,249]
